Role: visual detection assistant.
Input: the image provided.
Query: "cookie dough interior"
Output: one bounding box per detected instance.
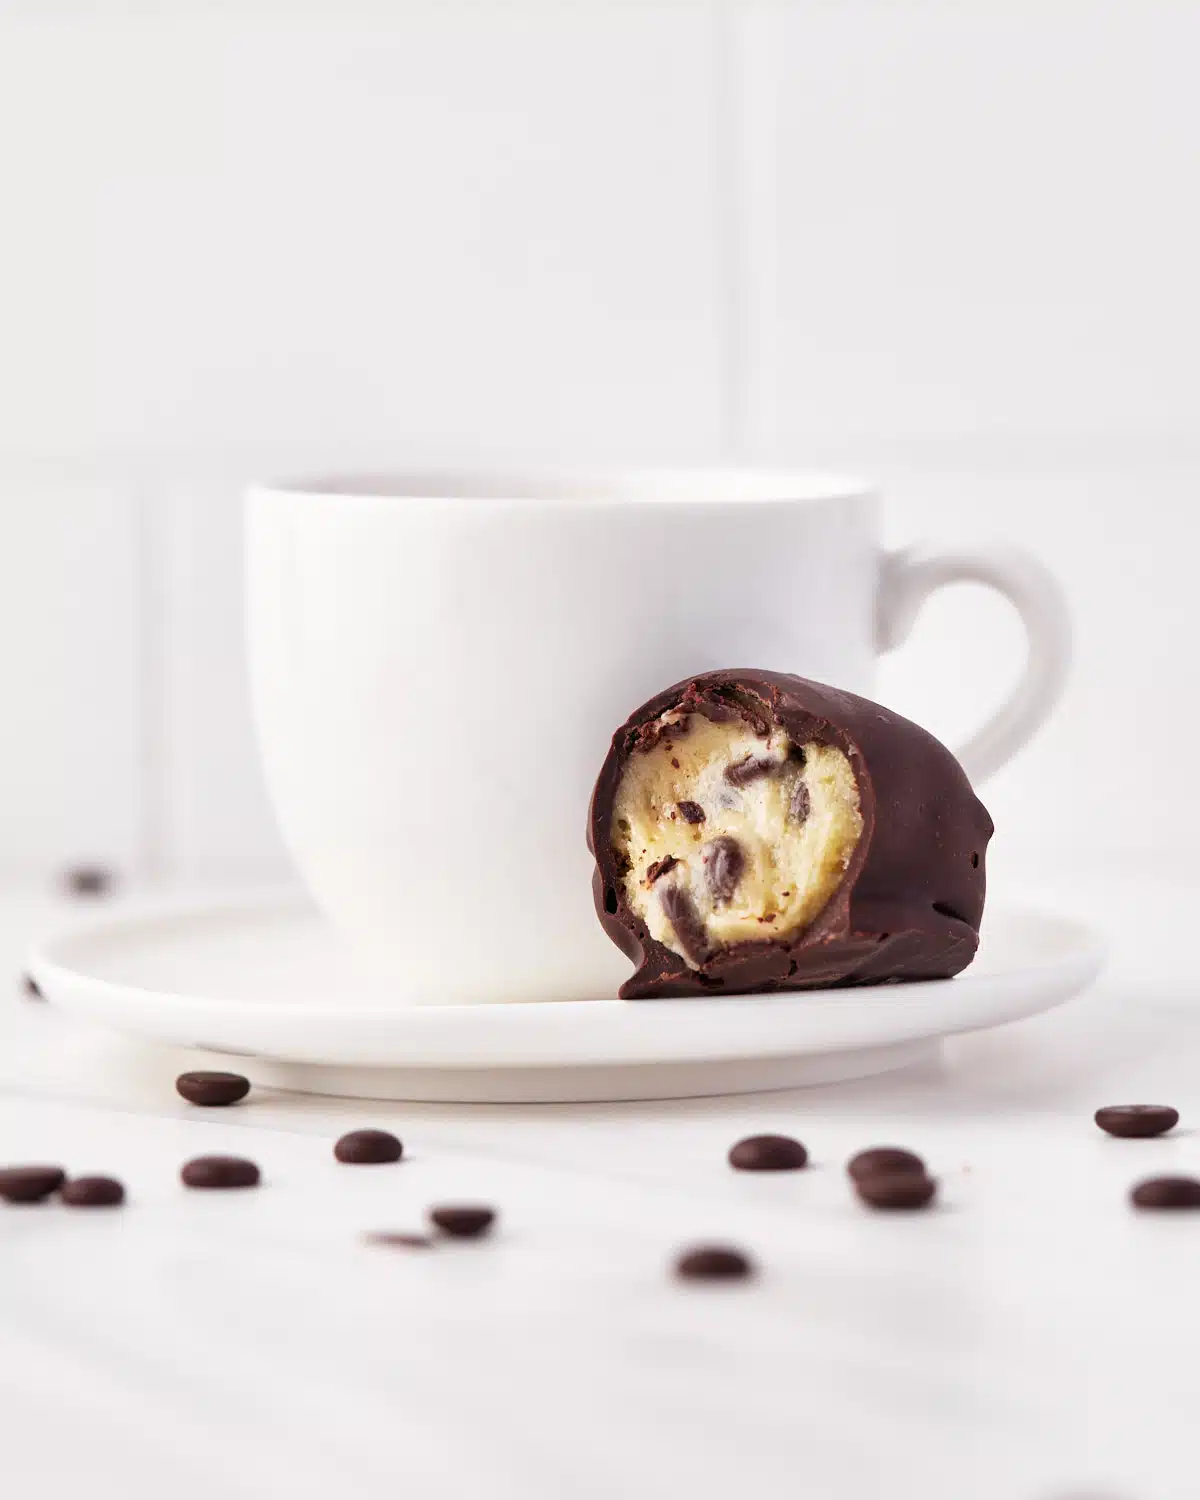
[611,712,863,969]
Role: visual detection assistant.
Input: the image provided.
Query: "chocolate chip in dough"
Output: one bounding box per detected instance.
[181,1155,261,1190]
[728,1134,808,1171]
[1094,1105,1179,1139]
[675,1245,755,1281]
[658,886,710,966]
[724,756,776,788]
[1130,1175,1200,1209]
[789,779,811,825]
[429,1205,496,1239]
[676,800,706,825]
[702,836,745,906]
[645,855,679,885]
[175,1071,251,1107]
[334,1129,403,1165]
[60,1176,125,1207]
[0,1165,66,1203]
[847,1147,926,1183]
[855,1172,938,1211]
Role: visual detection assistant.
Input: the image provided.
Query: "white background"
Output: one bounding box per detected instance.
[0,1,1196,880]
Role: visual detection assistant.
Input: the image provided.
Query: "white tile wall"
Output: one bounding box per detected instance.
[0,478,143,875]
[875,459,1200,864]
[153,485,288,877]
[0,4,726,463]
[0,2,1195,877]
[736,0,1200,447]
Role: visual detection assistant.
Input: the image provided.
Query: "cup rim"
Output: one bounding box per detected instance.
[248,467,876,508]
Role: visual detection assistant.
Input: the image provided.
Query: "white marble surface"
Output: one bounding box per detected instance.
[0,870,1194,1500]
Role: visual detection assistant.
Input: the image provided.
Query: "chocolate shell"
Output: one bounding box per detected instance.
[588,670,993,999]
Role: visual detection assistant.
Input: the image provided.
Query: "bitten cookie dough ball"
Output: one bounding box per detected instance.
[612,713,862,967]
[588,671,992,999]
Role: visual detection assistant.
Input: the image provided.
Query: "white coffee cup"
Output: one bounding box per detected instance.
[246,470,1069,1004]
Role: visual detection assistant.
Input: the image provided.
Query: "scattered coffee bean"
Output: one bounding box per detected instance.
[429,1205,496,1239]
[677,800,706,825]
[1095,1104,1179,1139]
[855,1172,938,1211]
[788,780,811,826]
[62,865,113,898]
[645,855,679,885]
[728,1134,808,1171]
[364,1231,433,1249]
[703,836,745,906]
[175,1071,251,1107]
[1130,1175,1200,1210]
[60,1176,125,1207]
[181,1155,260,1190]
[675,1245,755,1281]
[724,756,776,788]
[334,1129,403,1165]
[847,1146,926,1183]
[22,973,43,1000]
[659,885,710,967]
[0,1165,66,1203]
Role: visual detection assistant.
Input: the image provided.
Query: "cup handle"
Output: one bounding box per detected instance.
[876,543,1071,787]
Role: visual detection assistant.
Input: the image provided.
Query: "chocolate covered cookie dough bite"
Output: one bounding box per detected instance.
[588,671,993,999]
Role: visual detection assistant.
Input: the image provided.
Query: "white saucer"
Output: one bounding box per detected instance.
[29,897,1104,1103]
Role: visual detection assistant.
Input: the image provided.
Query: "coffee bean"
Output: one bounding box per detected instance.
[728,1134,808,1171]
[645,855,679,885]
[1095,1104,1179,1139]
[335,1129,403,1165]
[60,1176,125,1207]
[855,1172,938,1211]
[702,836,745,907]
[62,865,113,898]
[789,780,811,826]
[22,973,43,1000]
[181,1155,260,1190]
[847,1147,926,1183]
[364,1231,433,1249]
[724,756,776,788]
[659,885,710,966]
[175,1071,251,1107]
[0,1165,66,1203]
[429,1205,496,1239]
[1130,1175,1200,1209]
[675,1245,755,1281]
[677,800,706,825]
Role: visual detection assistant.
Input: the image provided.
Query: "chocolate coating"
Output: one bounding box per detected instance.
[588,670,992,999]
